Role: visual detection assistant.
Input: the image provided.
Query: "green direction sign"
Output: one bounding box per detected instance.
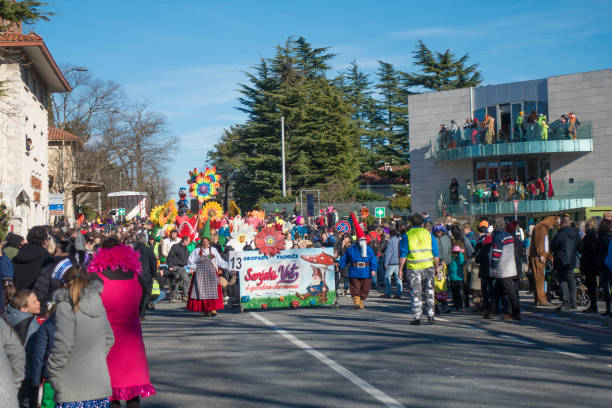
[117,208,126,216]
[375,207,386,218]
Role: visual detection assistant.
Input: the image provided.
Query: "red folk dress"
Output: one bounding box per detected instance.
[186,250,224,312]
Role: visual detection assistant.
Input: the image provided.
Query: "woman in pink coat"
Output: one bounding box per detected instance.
[88,238,155,408]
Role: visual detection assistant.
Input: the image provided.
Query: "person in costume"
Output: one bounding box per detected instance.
[538,114,549,140]
[528,216,558,306]
[186,221,225,317]
[515,111,525,141]
[484,114,495,144]
[177,188,189,213]
[568,112,579,139]
[337,213,377,309]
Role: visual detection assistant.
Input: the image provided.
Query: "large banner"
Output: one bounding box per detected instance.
[230,248,336,310]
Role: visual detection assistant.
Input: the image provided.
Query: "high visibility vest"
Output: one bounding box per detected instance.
[405,227,434,270]
[152,280,161,296]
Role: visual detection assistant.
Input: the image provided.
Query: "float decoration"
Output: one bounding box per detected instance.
[188,167,221,203]
[150,199,178,226]
[226,223,256,251]
[198,201,223,228]
[175,214,198,242]
[254,226,285,257]
[291,299,300,308]
[229,200,241,217]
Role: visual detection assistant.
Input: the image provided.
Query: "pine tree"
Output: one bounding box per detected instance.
[404,40,483,91]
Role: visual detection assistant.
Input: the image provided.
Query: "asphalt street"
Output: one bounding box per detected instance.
[139,294,612,408]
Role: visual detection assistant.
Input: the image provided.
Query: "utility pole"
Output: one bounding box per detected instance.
[281,116,286,197]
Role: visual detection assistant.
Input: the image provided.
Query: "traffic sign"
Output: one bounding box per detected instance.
[374,207,386,218]
[335,220,351,234]
[117,208,126,216]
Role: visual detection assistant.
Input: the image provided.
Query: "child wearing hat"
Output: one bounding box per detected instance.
[448,245,466,312]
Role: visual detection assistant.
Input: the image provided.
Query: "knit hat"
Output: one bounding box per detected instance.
[52,258,73,283]
[350,212,366,239]
[479,220,489,228]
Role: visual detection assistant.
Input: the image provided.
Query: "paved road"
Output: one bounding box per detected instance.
[140,295,612,408]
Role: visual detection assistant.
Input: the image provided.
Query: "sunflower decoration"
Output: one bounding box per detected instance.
[226,223,256,251]
[149,199,178,226]
[199,201,223,224]
[150,205,164,226]
[188,166,221,203]
[254,226,285,257]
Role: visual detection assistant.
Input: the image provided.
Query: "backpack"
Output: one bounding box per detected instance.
[605,238,612,273]
[13,315,35,345]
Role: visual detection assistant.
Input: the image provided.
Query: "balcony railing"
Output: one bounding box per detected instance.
[437,180,595,216]
[435,121,592,161]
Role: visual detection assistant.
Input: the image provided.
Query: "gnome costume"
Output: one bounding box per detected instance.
[337,213,378,309]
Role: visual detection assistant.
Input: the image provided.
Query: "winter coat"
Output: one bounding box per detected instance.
[6,305,40,347]
[490,230,517,279]
[13,243,51,290]
[134,243,157,282]
[0,318,25,408]
[551,226,581,269]
[30,314,55,387]
[448,253,465,282]
[167,243,189,268]
[578,230,598,277]
[32,256,68,316]
[595,229,612,277]
[512,235,524,279]
[474,234,492,279]
[436,234,453,265]
[47,279,115,403]
[384,236,400,268]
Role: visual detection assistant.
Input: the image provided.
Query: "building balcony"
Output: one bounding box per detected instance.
[435,121,592,162]
[437,180,595,216]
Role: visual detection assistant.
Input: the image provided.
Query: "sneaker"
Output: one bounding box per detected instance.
[427,316,435,324]
[410,319,423,326]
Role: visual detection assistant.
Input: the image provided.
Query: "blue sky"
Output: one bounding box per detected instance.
[33,0,612,193]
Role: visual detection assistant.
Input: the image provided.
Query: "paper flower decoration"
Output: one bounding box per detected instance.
[226,223,256,251]
[262,303,268,309]
[254,226,285,257]
[241,296,250,303]
[229,200,241,217]
[188,167,221,203]
[229,215,245,232]
[150,200,178,226]
[291,300,299,308]
[199,201,223,225]
[310,299,316,305]
[279,296,285,302]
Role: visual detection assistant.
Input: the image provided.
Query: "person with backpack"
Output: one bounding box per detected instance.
[6,289,41,408]
[0,317,26,408]
[47,267,115,407]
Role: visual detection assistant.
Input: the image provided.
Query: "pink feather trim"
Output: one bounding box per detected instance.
[111,384,156,401]
[87,245,142,275]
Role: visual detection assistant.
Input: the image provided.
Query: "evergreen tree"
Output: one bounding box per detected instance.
[404,40,483,91]
[0,0,52,29]
[373,61,410,164]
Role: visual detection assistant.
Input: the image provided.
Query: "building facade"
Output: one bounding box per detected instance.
[409,69,612,221]
[0,23,70,234]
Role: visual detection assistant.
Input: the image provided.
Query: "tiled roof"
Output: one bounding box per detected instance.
[360,164,410,185]
[0,32,43,42]
[49,127,82,143]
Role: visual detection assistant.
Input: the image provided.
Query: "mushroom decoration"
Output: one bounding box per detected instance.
[297,252,336,304]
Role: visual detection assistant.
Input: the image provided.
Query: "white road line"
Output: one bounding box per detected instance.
[545,348,588,360]
[607,364,612,368]
[435,317,450,322]
[498,334,535,345]
[251,313,407,408]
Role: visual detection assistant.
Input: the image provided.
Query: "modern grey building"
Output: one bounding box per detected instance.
[408,68,612,220]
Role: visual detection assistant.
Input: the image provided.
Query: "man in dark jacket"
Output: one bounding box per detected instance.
[13,226,51,290]
[166,236,191,301]
[551,216,581,311]
[474,221,494,317]
[2,232,24,259]
[134,234,157,319]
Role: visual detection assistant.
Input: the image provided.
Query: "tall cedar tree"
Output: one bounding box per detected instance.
[373,61,410,164]
[404,40,483,91]
[0,0,52,29]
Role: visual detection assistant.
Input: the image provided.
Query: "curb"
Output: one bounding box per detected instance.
[520,303,612,329]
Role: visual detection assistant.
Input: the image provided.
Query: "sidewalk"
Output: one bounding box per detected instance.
[519,291,612,328]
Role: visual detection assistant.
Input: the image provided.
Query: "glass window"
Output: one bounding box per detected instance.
[537,101,548,119]
[475,162,488,185]
[511,103,522,141]
[500,160,513,181]
[524,101,536,117]
[516,159,527,184]
[539,158,551,178]
[474,108,486,122]
[488,162,499,182]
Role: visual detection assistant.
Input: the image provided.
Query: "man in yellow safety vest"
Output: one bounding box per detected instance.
[398,213,440,325]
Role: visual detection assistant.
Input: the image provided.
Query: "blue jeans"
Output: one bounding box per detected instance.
[384,265,402,296]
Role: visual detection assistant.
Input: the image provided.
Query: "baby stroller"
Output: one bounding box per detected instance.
[545,261,561,302]
[574,269,589,306]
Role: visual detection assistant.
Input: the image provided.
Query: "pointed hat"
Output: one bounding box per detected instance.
[200,218,211,241]
[350,212,365,239]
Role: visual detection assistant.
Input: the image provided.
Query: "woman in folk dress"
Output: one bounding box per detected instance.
[186,230,228,317]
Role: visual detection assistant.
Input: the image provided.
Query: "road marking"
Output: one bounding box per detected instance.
[251,313,407,408]
[545,348,588,359]
[498,334,535,345]
[607,364,612,368]
[435,317,449,322]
